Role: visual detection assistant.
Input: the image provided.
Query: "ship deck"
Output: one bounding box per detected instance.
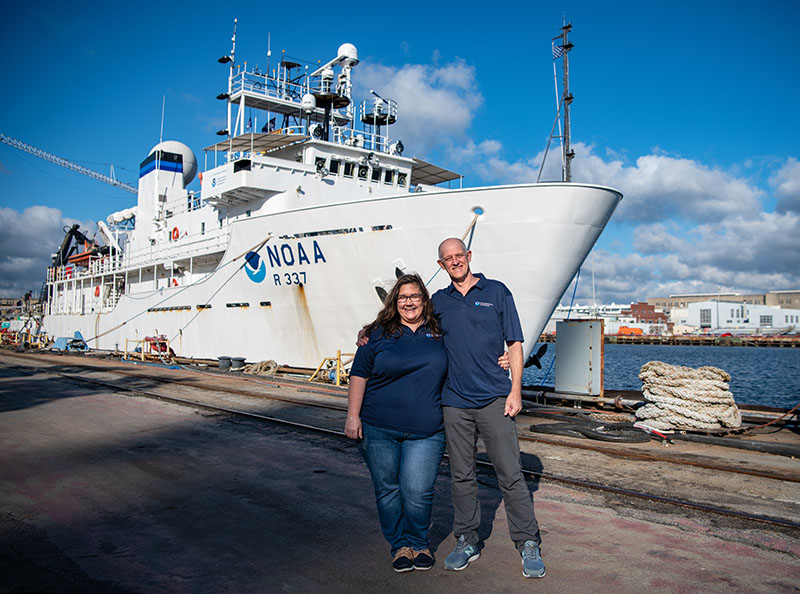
[1,350,798,593]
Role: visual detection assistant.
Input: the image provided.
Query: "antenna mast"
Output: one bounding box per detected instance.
[559,23,574,182]
[537,23,576,183]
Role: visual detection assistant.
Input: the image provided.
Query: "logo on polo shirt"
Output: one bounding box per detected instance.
[475,301,494,307]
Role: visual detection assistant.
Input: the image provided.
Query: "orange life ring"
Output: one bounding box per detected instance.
[94,286,100,297]
[172,227,180,241]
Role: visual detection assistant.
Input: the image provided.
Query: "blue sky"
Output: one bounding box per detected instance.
[1,0,798,303]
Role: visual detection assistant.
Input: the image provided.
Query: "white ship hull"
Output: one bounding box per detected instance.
[43,182,621,366]
[42,39,622,366]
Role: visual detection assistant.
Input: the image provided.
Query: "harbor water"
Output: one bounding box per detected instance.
[523,344,800,410]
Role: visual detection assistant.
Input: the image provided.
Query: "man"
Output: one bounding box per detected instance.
[358,238,544,578]
[433,237,544,579]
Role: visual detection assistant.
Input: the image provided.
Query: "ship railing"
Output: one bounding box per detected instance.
[121,227,231,269]
[163,193,207,219]
[332,127,391,154]
[46,228,230,285]
[47,254,124,284]
[232,70,308,104]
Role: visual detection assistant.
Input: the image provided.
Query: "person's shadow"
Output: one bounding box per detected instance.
[429,451,544,553]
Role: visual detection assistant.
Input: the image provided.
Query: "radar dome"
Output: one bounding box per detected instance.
[337,43,359,65]
[147,140,198,187]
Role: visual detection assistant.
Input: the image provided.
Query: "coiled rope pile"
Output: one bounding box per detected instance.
[241,360,279,376]
[635,361,742,431]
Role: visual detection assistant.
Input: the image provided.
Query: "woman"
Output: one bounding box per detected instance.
[345,274,447,573]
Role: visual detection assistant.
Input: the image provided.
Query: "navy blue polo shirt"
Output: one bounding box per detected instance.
[350,323,447,435]
[432,273,524,408]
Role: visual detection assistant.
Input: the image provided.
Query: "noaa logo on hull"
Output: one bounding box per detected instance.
[244,251,266,283]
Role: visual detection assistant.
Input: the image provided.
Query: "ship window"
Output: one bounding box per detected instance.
[234,159,252,173]
[384,170,394,185]
[760,315,772,326]
[343,162,354,178]
[397,173,407,187]
[358,165,368,180]
[329,159,341,175]
[371,167,382,182]
[201,222,205,236]
[699,308,711,326]
[246,210,251,217]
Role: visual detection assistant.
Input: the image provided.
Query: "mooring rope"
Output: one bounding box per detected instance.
[635,361,742,431]
[241,360,279,375]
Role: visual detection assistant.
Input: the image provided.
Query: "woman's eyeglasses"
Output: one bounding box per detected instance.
[397,294,423,303]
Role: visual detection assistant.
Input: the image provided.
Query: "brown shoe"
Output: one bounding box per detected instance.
[392,547,414,573]
[413,548,435,570]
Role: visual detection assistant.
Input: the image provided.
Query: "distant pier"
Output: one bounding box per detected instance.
[539,334,800,347]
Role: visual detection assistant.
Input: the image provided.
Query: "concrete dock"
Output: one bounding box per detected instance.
[1,353,798,593]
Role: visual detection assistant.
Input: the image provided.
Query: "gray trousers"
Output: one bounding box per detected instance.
[443,398,540,550]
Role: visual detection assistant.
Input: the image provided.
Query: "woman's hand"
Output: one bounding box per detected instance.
[498,351,510,370]
[345,416,363,439]
[356,327,370,347]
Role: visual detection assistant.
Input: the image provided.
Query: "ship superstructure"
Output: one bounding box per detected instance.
[42,31,623,366]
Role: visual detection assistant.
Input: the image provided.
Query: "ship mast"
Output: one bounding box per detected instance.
[557,23,574,182]
[537,23,576,183]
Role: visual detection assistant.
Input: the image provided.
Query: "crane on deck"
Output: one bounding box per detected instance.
[0,132,137,194]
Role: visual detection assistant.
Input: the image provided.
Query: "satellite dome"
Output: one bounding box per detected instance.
[301,93,317,113]
[148,140,198,186]
[337,43,359,66]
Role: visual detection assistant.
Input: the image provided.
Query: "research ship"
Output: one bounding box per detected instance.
[41,28,622,367]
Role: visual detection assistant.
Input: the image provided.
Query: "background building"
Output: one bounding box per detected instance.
[684,301,800,333]
[648,290,800,312]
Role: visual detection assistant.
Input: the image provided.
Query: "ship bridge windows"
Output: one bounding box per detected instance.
[310,155,406,187]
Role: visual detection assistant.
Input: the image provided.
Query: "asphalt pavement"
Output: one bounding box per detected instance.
[1,359,798,593]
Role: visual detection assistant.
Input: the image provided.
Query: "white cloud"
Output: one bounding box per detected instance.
[355,59,483,156]
[770,157,800,214]
[457,141,766,224]
[571,210,800,304]
[603,154,763,222]
[632,223,684,255]
[0,206,94,298]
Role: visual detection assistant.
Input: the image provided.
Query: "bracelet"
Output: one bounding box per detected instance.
[348,416,358,420]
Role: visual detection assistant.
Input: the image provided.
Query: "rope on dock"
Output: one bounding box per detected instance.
[242,360,279,376]
[635,361,742,431]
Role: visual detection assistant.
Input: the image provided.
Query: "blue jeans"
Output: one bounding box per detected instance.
[358,422,446,554]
